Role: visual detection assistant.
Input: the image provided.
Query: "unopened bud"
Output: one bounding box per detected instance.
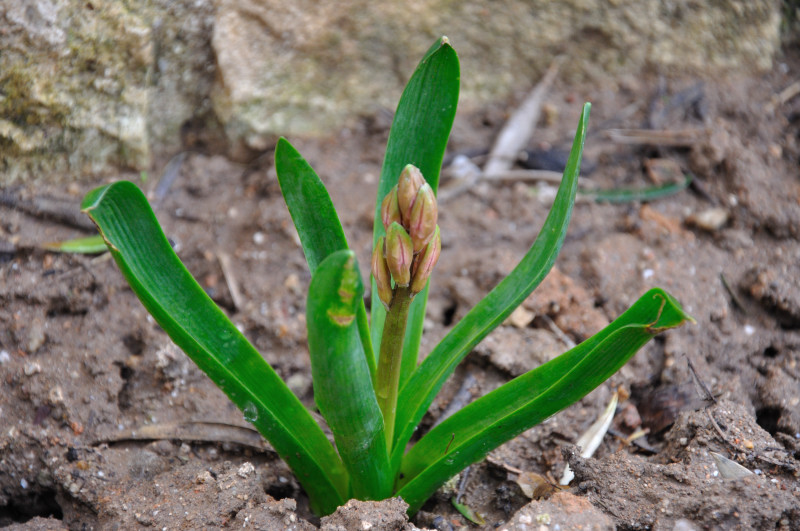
[407,183,438,253]
[397,165,426,224]
[380,186,401,231]
[384,222,413,287]
[371,236,393,309]
[410,226,441,294]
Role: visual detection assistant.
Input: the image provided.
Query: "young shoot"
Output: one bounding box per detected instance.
[80,37,692,516]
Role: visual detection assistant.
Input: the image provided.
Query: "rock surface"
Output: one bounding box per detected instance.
[500,492,614,530]
[1,0,782,183]
[320,497,423,531]
[1,0,215,183]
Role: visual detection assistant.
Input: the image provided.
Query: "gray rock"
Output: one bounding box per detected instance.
[1,0,214,183]
[1,0,782,183]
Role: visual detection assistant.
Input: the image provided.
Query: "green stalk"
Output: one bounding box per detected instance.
[376,285,413,448]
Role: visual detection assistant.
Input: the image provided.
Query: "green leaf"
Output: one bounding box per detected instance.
[43,234,107,254]
[370,36,461,396]
[81,181,347,515]
[397,288,693,513]
[392,103,591,458]
[452,497,486,525]
[581,173,693,203]
[275,137,375,379]
[275,137,350,273]
[307,250,391,500]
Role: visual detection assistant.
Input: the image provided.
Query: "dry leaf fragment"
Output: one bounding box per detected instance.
[516,471,559,499]
[560,391,619,485]
[711,451,754,479]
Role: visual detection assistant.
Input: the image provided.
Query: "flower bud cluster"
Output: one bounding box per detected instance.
[372,165,441,309]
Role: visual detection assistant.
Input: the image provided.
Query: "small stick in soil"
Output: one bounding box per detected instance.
[607,427,658,454]
[706,409,742,452]
[484,57,562,176]
[719,273,745,313]
[688,176,716,204]
[541,314,576,349]
[705,408,792,471]
[0,191,97,232]
[152,152,187,207]
[455,465,471,504]
[218,251,245,311]
[439,58,562,203]
[433,372,478,428]
[486,169,570,184]
[93,420,274,454]
[765,79,800,113]
[604,128,704,147]
[686,355,716,404]
[438,167,591,203]
[485,456,523,475]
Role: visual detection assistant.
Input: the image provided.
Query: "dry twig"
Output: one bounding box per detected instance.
[604,128,705,147]
[217,251,245,311]
[484,58,562,176]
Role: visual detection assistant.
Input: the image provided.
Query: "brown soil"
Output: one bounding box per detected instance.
[2,51,800,530]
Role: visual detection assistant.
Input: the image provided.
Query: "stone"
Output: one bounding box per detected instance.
[501,492,614,530]
[1,0,214,183]
[1,0,782,183]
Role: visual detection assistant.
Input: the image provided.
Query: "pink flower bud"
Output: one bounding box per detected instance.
[407,183,438,253]
[380,186,401,231]
[397,165,426,225]
[384,222,413,287]
[371,236,393,309]
[410,226,441,295]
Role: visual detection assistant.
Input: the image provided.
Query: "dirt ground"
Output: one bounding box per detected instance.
[2,47,800,530]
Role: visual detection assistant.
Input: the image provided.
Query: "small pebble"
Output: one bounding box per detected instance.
[673,519,698,531]
[506,306,534,329]
[27,321,46,353]
[286,373,311,396]
[686,207,729,231]
[237,462,255,478]
[195,471,214,484]
[48,386,64,405]
[24,362,41,376]
[284,273,301,294]
[0,350,10,364]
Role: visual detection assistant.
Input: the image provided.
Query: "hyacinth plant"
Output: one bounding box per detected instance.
[80,38,692,516]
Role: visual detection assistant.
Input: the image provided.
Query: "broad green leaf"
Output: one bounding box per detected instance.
[275,138,375,379]
[392,103,591,459]
[275,137,350,273]
[43,234,107,254]
[81,181,347,515]
[307,250,391,500]
[397,288,693,513]
[370,37,460,395]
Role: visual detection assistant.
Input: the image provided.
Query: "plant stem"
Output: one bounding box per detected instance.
[376,285,413,449]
